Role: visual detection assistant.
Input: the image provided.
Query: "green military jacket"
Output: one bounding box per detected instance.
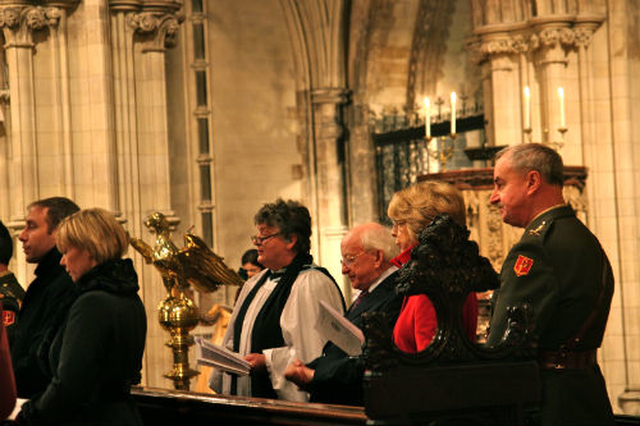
[0,271,25,343]
[487,205,614,425]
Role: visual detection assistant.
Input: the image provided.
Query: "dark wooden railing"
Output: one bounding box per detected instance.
[132,387,367,425]
[131,386,638,426]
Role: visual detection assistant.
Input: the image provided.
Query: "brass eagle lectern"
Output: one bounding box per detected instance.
[131,212,243,390]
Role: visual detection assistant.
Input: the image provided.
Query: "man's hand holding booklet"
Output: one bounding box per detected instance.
[315,300,364,356]
[195,337,251,375]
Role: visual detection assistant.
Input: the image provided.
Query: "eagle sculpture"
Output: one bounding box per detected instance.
[130,212,244,294]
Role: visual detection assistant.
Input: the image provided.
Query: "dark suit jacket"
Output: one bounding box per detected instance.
[11,249,76,399]
[487,205,614,425]
[307,269,402,406]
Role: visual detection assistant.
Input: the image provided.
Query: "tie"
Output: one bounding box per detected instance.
[350,290,368,310]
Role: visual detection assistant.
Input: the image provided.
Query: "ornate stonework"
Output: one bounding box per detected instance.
[468,24,601,65]
[127,11,183,50]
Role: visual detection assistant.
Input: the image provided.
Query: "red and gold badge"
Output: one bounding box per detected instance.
[513,254,534,277]
[2,310,15,326]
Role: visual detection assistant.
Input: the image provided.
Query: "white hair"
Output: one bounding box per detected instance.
[360,225,399,262]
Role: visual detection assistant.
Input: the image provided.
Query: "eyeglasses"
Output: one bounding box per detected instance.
[250,233,281,245]
[391,220,407,229]
[340,252,364,266]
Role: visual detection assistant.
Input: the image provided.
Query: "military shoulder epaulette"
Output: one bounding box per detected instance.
[528,220,547,236]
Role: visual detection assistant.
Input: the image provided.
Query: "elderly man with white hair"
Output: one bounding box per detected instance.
[284,222,402,406]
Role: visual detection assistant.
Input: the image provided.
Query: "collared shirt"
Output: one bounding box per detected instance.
[357,265,398,298]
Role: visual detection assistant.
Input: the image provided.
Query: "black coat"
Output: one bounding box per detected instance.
[20,258,147,426]
[307,270,402,406]
[11,249,76,398]
[487,206,614,425]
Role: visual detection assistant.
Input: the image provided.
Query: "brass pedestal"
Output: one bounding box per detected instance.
[158,293,200,390]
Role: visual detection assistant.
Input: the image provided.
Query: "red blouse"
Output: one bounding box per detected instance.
[391,245,479,353]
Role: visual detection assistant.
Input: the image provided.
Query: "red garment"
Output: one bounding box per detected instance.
[390,245,413,268]
[393,293,478,353]
[0,307,16,420]
[390,246,479,353]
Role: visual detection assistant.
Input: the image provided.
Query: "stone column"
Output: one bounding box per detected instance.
[472,29,521,148]
[311,88,350,299]
[0,6,42,219]
[278,0,351,297]
[42,1,76,199]
[109,0,184,389]
[572,20,599,165]
[128,6,181,221]
[109,0,141,228]
[0,5,50,279]
[530,19,572,146]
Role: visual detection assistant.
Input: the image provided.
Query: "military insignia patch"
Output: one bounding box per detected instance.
[528,220,547,236]
[514,254,534,277]
[2,310,15,326]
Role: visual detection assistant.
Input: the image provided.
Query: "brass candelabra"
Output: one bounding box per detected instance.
[523,127,567,151]
[426,133,457,172]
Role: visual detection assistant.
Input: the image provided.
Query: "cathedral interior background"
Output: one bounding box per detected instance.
[0,0,638,415]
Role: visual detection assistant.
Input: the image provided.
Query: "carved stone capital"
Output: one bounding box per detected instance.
[0,7,21,29]
[0,5,63,46]
[533,27,576,50]
[469,13,604,62]
[127,11,184,51]
[466,33,531,64]
[573,27,595,48]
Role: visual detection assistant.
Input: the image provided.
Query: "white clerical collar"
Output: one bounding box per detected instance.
[366,265,398,294]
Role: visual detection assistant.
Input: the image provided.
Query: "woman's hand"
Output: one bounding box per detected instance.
[243,353,267,374]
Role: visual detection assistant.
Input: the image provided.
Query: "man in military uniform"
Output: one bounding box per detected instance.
[11,197,80,399]
[487,143,614,425]
[0,221,25,343]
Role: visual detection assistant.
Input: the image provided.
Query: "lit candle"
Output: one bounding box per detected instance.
[450,92,457,134]
[424,97,431,138]
[523,86,531,130]
[558,87,565,128]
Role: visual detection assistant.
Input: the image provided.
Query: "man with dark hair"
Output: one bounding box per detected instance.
[11,197,80,398]
[487,143,614,425]
[210,199,345,401]
[284,222,402,405]
[0,221,25,343]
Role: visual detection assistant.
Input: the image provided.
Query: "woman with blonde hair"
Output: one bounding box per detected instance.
[17,208,147,425]
[388,181,483,353]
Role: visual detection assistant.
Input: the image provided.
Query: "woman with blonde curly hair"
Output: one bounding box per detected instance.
[388,181,479,353]
[17,208,147,425]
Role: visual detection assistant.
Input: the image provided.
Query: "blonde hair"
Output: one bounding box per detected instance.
[56,208,129,264]
[387,180,466,241]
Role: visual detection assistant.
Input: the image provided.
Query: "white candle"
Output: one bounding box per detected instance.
[523,86,531,130]
[558,87,565,128]
[424,97,431,138]
[450,92,457,134]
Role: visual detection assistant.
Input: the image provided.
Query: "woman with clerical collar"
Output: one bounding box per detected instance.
[209,199,345,401]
